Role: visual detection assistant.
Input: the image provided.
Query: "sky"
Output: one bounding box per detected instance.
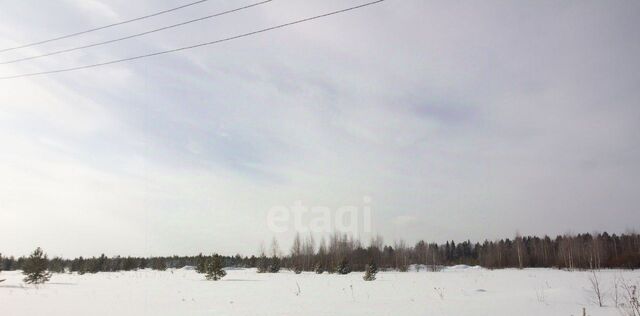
[0,0,639,258]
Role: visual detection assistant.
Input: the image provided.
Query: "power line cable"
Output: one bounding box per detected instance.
[0,0,210,53]
[0,0,385,80]
[0,0,272,65]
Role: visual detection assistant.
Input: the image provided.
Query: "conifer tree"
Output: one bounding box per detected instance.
[22,247,52,284]
[74,257,86,275]
[195,253,206,273]
[363,261,378,281]
[336,257,351,275]
[151,257,167,271]
[268,237,281,273]
[204,254,226,281]
[268,256,281,273]
[48,257,66,273]
[257,254,269,273]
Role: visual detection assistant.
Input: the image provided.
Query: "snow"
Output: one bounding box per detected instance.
[2,268,639,315]
[443,264,483,271]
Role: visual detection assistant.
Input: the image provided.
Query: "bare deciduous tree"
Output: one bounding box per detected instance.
[588,270,604,307]
[515,233,525,269]
[618,277,640,316]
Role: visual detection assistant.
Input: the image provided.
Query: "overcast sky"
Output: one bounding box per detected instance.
[1,0,639,258]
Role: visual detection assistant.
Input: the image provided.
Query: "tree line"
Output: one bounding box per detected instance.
[277,231,640,272]
[1,231,639,275]
[0,252,248,274]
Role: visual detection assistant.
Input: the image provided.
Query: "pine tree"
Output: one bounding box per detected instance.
[22,247,52,284]
[268,256,281,273]
[195,253,206,274]
[363,261,378,281]
[268,237,281,273]
[48,257,66,273]
[205,254,226,281]
[151,257,167,271]
[74,257,86,275]
[256,255,269,273]
[336,257,351,275]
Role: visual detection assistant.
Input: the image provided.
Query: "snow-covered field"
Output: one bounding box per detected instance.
[2,266,639,315]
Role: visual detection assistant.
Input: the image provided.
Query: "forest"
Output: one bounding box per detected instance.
[2,232,639,274]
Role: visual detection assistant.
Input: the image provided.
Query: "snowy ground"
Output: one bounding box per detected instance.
[2,266,639,315]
